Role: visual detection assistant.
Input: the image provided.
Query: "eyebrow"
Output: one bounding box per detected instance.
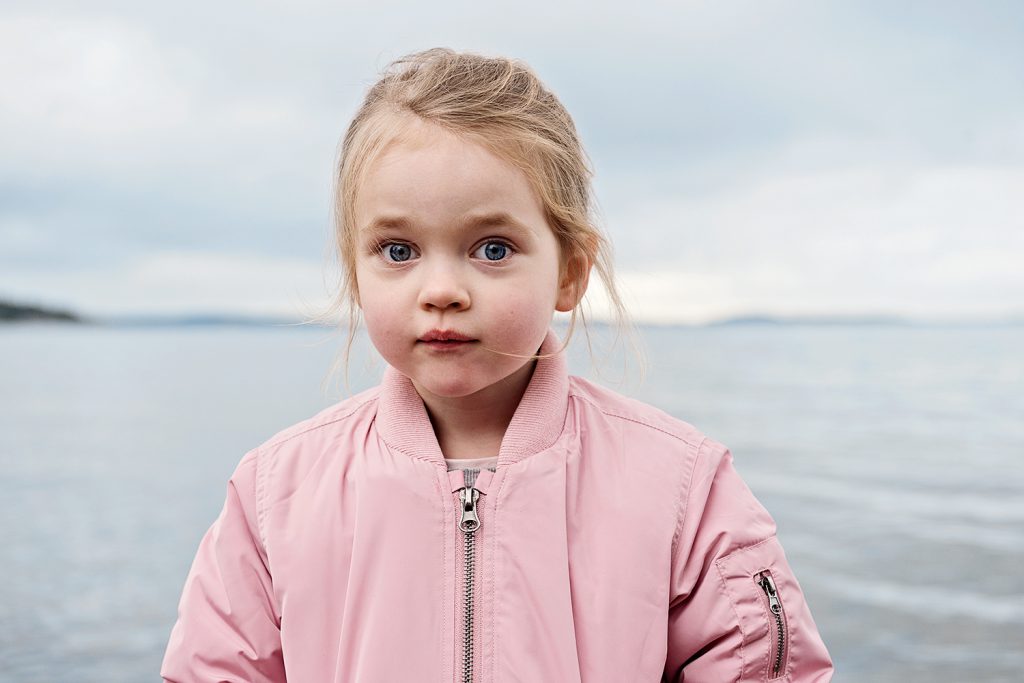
[363,211,534,235]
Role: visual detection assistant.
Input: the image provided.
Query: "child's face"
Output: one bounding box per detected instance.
[353,121,578,403]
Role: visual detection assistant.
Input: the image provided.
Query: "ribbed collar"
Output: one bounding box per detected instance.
[375,328,569,467]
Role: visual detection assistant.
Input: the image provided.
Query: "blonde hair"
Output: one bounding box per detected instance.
[310,47,638,391]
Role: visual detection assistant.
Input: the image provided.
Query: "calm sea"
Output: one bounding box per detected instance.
[0,323,1021,682]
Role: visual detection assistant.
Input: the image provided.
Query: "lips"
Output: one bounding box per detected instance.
[415,327,475,348]
[418,329,475,343]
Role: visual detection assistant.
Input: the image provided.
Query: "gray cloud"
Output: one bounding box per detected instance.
[2,0,1022,320]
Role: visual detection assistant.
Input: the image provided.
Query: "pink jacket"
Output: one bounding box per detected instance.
[162,330,833,682]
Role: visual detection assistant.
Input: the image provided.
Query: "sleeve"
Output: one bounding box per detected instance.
[161,449,287,682]
[663,438,834,682]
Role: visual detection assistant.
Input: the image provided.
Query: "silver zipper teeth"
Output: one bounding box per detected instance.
[458,486,481,683]
[756,571,786,678]
[769,604,784,675]
[462,521,476,682]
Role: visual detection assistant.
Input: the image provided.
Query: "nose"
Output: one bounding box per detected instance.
[417,263,471,312]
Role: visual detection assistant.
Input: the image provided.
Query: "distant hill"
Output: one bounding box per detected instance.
[0,298,307,326]
[0,299,83,322]
[101,313,308,327]
[708,313,1024,327]
[709,314,912,326]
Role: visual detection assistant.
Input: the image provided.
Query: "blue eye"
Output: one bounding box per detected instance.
[475,241,511,261]
[383,243,416,262]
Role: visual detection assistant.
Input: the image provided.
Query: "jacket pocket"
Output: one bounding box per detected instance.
[715,535,822,682]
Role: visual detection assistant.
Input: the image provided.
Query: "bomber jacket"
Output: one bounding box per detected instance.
[161,330,834,682]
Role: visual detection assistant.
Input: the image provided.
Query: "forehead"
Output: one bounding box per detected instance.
[354,122,547,233]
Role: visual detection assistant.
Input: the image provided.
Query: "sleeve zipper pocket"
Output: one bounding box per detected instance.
[755,570,788,679]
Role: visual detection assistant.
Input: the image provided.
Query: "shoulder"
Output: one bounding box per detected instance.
[258,384,382,454]
[566,376,746,545]
[566,375,735,477]
[567,375,712,449]
[230,384,383,511]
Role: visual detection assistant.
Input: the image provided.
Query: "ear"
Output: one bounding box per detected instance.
[555,248,593,313]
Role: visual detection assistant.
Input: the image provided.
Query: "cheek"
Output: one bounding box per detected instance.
[492,288,557,340]
[354,275,402,341]
[355,265,386,312]
[361,305,405,364]
[359,293,399,333]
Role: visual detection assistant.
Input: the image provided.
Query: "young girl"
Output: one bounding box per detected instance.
[162,48,833,682]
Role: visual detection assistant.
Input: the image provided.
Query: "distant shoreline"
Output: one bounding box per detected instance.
[1,300,82,323]
[1,299,1020,329]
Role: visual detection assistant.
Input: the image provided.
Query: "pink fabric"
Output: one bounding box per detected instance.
[162,329,833,681]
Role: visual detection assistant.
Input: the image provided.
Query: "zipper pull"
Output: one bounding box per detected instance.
[459,487,481,533]
[757,572,782,614]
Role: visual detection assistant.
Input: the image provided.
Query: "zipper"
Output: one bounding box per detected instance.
[457,484,482,683]
[755,570,788,679]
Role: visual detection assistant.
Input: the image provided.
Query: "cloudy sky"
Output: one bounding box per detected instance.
[2,1,1022,324]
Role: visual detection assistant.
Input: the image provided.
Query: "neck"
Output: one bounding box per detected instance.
[414,360,537,460]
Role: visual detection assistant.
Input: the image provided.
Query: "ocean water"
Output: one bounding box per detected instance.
[0,322,1021,682]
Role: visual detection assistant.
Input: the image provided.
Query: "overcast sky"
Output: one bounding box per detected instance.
[2,1,1022,323]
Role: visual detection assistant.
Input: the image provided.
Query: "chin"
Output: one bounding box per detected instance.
[412,372,488,399]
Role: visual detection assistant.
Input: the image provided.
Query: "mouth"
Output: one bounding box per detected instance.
[418,329,477,345]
